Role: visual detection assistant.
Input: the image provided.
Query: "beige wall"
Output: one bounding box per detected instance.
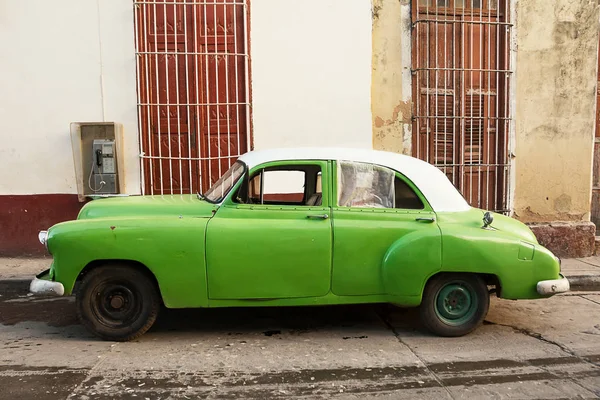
[514,0,599,222]
[371,0,412,155]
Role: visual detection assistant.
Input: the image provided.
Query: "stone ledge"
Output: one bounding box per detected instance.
[528,221,596,258]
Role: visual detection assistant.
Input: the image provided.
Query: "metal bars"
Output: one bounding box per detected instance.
[411,0,512,213]
[133,0,250,195]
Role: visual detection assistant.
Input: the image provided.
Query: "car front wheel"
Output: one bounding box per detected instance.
[76,265,160,341]
[420,273,489,337]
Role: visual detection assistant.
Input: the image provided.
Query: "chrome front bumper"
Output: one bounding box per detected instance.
[29,269,64,296]
[536,275,570,296]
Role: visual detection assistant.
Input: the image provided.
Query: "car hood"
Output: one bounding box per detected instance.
[77,195,217,220]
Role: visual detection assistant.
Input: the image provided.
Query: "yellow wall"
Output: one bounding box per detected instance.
[371,0,412,155]
[371,0,599,223]
[513,0,598,222]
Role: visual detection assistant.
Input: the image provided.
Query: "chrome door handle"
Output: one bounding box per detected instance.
[307,214,329,220]
[415,217,435,223]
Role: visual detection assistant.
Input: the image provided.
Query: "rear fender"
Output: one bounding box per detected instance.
[440,225,560,299]
[381,228,442,302]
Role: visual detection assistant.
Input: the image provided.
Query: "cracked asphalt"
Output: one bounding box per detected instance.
[0,283,599,399]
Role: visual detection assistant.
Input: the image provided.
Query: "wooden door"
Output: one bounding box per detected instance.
[197,2,248,192]
[137,1,198,194]
[412,0,510,213]
[135,0,249,195]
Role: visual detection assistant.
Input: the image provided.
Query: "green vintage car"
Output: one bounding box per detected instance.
[31,148,568,341]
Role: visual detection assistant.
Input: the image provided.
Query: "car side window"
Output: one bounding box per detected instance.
[394,176,424,210]
[236,164,323,206]
[337,161,424,210]
[337,161,395,208]
[255,170,305,204]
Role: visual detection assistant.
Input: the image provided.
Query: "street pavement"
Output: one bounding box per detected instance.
[0,258,599,399]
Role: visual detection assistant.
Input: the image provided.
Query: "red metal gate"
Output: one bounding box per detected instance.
[412,0,511,213]
[134,0,250,195]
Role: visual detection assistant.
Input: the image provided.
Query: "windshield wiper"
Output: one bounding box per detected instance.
[197,192,206,201]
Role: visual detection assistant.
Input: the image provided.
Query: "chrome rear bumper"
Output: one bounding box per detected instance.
[537,275,569,296]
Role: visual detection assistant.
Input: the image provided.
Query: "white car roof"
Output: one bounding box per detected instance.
[238,147,471,213]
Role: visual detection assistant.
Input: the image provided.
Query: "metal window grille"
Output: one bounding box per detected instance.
[133,0,251,195]
[412,0,512,213]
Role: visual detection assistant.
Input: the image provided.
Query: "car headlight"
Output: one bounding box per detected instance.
[38,230,49,248]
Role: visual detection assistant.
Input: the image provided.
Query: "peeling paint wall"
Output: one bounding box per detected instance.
[371,0,412,155]
[514,0,599,223]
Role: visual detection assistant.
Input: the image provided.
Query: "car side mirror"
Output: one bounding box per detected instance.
[483,211,494,228]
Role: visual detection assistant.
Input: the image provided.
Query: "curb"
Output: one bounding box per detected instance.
[0,279,31,297]
[567,275,600,292]
[1,276,599,296]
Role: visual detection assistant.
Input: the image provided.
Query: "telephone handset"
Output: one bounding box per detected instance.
[92,140,115,174]
[95,148,103,168]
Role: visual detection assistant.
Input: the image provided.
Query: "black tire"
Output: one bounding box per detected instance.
[420,273,489,337]
[76,265,160,341]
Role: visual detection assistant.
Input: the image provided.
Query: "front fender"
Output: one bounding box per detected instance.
[47,217,209,308]
[382,228,442,305]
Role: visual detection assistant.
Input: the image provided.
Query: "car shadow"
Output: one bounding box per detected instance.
[0,286,425,339]
[149,303,423,337]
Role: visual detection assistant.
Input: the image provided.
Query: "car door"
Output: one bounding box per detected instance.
[205,160,332,299]
[331,160,441,296]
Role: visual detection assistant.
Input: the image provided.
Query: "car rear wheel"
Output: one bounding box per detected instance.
[420,273,489,337]
[76,265,160,341]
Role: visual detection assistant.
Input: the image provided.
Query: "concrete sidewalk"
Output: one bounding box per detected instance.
[0,257,52,279]
[0,256,599,291]
[560,256,600,291]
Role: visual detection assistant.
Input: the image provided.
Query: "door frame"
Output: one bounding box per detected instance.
[205,159,333,300]
[330,159,437,296]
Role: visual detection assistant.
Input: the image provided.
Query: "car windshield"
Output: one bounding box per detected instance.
[202,161,246,203]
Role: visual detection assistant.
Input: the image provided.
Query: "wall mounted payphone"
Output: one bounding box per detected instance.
[89,139,117,193]
[71,122,123,200]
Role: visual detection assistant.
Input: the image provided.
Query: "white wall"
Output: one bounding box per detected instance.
[0,0,140,195]
[250,0,373,150]
[0,0,374,196]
